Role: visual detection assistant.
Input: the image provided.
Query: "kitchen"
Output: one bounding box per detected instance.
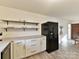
[0,0,79,59]
[0,19,58,59]
[0,19,47,59]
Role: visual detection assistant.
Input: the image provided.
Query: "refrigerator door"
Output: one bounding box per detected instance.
[41,22,59,53]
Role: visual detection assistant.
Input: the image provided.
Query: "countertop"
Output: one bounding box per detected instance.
[0,41,11,53]
[0,35,45,52]
[3,35,45,40]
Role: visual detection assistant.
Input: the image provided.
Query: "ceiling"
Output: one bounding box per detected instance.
[0,0,79,19]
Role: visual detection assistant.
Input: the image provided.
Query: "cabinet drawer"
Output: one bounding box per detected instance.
[30,39,40,43]
[27,49,38,53]
[25,39,40,48]
[31,39,37,42]
[14,40,25,46]
[26,48,40,56]
[30,43,37,47]
[26,44,40,51]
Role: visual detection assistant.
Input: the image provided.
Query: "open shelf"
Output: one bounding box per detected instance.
[1,19,39,32]
[2,20,39,25]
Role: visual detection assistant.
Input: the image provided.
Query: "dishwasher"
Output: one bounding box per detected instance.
[1,43,11,59]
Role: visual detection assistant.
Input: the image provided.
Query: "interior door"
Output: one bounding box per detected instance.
[71,24,79,39]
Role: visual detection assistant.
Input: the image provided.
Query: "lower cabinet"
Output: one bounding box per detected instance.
[25,38,41,57]
[13,36,46,59]
[13,40,26,59]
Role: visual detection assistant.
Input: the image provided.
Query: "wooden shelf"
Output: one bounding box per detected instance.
[2,20,39,24]
[2,20,24,23]
[1,19,39,32]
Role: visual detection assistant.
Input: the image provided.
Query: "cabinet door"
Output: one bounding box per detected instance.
[41,37,46,51]
[25,39,40,57]
[13,40,26,59]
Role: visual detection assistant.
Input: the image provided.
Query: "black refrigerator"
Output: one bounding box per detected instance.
[41,22,59,53]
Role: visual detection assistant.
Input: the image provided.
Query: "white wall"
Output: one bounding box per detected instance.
[71,20,79,24]
[0,5,70,41]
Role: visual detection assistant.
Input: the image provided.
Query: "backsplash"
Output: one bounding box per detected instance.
[3,31,40,39]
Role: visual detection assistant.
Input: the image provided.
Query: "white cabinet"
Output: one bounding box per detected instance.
[13,36,46,59]
[13,40,26,59]
[41,37,46,51]
[25,38,40,57]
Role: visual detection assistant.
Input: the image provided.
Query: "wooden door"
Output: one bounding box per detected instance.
[71,24,79,39]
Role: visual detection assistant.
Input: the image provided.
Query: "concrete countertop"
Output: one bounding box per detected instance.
[3,35,45,40]
[0,35,45,52]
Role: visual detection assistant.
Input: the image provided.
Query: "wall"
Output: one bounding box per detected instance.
[0,5,70,41]
[71,20,79,24]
